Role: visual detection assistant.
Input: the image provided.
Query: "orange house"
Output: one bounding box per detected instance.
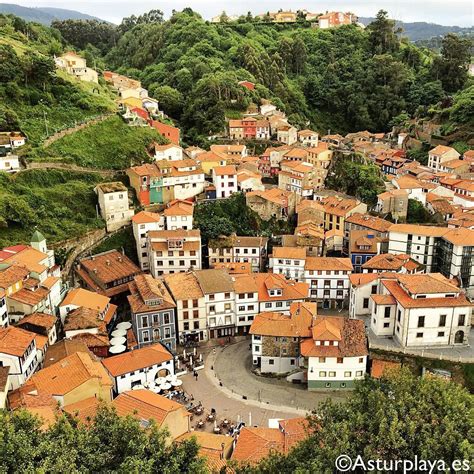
[150,121,180,145]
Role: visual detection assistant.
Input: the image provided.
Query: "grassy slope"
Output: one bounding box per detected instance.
[0,169,106,247]
[31,115,168,169]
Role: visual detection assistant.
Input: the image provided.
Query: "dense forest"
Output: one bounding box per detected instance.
[49,9,473,145]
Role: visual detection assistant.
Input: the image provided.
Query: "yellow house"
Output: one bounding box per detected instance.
[120,96,143,109]
[196,150,227,175]
[28,351,113,407]
[0,264,28,296]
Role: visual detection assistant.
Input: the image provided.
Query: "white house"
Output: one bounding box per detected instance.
[132,211,165,271]
[163,200,194,230]
[158,160,206,201]
[304,257,353,309]
[147,229,202,277]
[371,273,472,347]
[213,165,238,198]
[153,144,183,162]
[452,180,474,209]
[427,145,460,172]
[269,247,306,281]
[95,182,135,232]
[301,316,367,390]
[0,153,20,173]
[277,125,298,145]
[55,51,98,83]
[102,343,174,394]
[349,273,382,320]
[0,326,39,390]
[298,130,319,147]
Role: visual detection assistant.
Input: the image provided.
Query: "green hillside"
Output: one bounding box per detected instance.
[0,169,104,247]
[102,10,473,144]
[31,115,167,169]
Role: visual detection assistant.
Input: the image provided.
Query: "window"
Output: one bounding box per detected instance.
[344,371,351,377]
[168,251,173,257]
[224,292,231,299]
[142,330,150,342]
[363,298,369,309]
[141,316,148,328]
[329,371,336,377]
[356,371,363,377]
[193,310,199,318]
[384,307,391,318]
[458,314,466,326]
[337,357,343,364]
[193,321,199,330]
[265,303,271,308]
[183,311,189,320]
[183,322,189,330]
[371,285,377,294]
[417,316,425,328]
[209,305,216,313]
[269,359,274,365]
[224,303,231,311]
[183,301,189,309]
[416,332,423,338]
[209,294,215,301]
[438,331,445,337]
[276,302,283,307]
[290,359,295,365]
[254,346,260,352]
[319,371,327,377]
[318,357,326,363]
[239,306,245,311]
[439,314,446,327]
[383,323,390,328]
[163,313,170,324]
[164,327,171,338]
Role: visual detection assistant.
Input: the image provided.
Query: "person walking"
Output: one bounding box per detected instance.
[194,370,198,381]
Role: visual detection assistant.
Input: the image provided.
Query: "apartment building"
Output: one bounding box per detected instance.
[132,211,165,271]
[278,161,316,198]
[147,229,202,277]
[233,274,259,335]
[164,272,207,344]
[208,235,268,272]
[427,145,460,172]
[195,269,236,338]
[304,257,353,309]
[388,225,474,296]
[269,247,307,281]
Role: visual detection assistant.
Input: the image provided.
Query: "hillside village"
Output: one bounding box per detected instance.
[0,6,473,472]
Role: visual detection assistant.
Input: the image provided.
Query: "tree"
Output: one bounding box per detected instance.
[149,85,184,117]
[0,405,205,472]
[118,9,164,34]
[431,34,472,93]
[367,10,401,55]
[0,44,22,82]
[256,369,473,472]
[406,199,434,223]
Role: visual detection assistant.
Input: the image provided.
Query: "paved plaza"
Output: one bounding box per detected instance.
[181,339,348,428]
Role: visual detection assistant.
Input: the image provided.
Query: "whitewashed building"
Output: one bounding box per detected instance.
[371,273,472,347]
[0,326,39,390]
[153,144,183,161]
[101,343,174,394]
[163,200,194,230]
[301,316,368,390]
[132,211,165,271]
[269,247,306,281]
[304,257,353,309]
[213,165,238,198]
[147,229,202,277]
[95,182,135,232]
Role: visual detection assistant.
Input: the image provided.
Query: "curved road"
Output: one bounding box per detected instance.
[213,340,348,412]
